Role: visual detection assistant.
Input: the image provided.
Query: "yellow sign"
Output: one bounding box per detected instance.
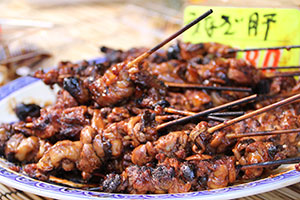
[183,6,300,67]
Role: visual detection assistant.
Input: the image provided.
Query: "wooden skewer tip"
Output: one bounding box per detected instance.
[239,157,300,170]
[208,93,300,134]
[127,9,213,67]
[226,128,300,139]
[157,94,257,130]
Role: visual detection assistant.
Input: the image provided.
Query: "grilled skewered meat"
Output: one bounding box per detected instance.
[0,40,299,195]
[102,155,237,193]
[190,106,300,155]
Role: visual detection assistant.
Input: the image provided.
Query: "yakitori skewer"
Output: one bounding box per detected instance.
[51,10,213,108]
[227,45,300,53]
[127,9,213,68]
[89,156,300,192]
[226,128,300,139]
[157,94,257,130]
[207,93,300,134]
[238,157,300,170]
[0,160,97,189]
[164,82,252,92]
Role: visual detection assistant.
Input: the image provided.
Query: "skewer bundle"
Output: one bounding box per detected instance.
[0,9,299,194]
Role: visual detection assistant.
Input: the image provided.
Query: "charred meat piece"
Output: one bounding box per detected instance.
[131,130,190,166]
[13,105,90,140]
[102,155,237,193]
[15,103,41,121]
[63,77,91,104]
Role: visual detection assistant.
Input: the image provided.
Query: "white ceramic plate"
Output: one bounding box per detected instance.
[0,58,299,199]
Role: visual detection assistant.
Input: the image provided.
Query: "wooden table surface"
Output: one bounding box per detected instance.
[0,0,299,199]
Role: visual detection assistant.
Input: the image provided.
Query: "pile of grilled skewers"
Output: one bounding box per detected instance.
[0,39,299,194]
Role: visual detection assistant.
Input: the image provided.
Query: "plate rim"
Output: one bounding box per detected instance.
[0,58,299,200]
[0,164,299,200]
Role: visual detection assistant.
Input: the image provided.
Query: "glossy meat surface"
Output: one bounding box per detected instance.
[0,41,299,194]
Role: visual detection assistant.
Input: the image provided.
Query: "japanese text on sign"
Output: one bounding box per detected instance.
[183,6,300,67]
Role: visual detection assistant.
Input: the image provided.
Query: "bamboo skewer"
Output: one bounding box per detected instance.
[126,9,213,68]
[239,157,300,170]
[207,93,300,134]
[0,51,50,65]
[49,176,98,188]
[266,71,300,78]
[164,82,252,92]
[258,66,300,70]
[210,111,245,116]
[157,94,257,130]
[226,128,300,139]
[207,116,227,122]
[164,107,245,117]
[227,45,300,53]
[164,107,196,116]
[253,90,300,106]
[155,115,182,123]
[162,108,228,122]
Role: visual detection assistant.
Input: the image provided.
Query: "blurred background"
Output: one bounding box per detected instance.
[0,0,299,85]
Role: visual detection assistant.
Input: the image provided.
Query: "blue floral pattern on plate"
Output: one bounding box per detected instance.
[0,166,299,200]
